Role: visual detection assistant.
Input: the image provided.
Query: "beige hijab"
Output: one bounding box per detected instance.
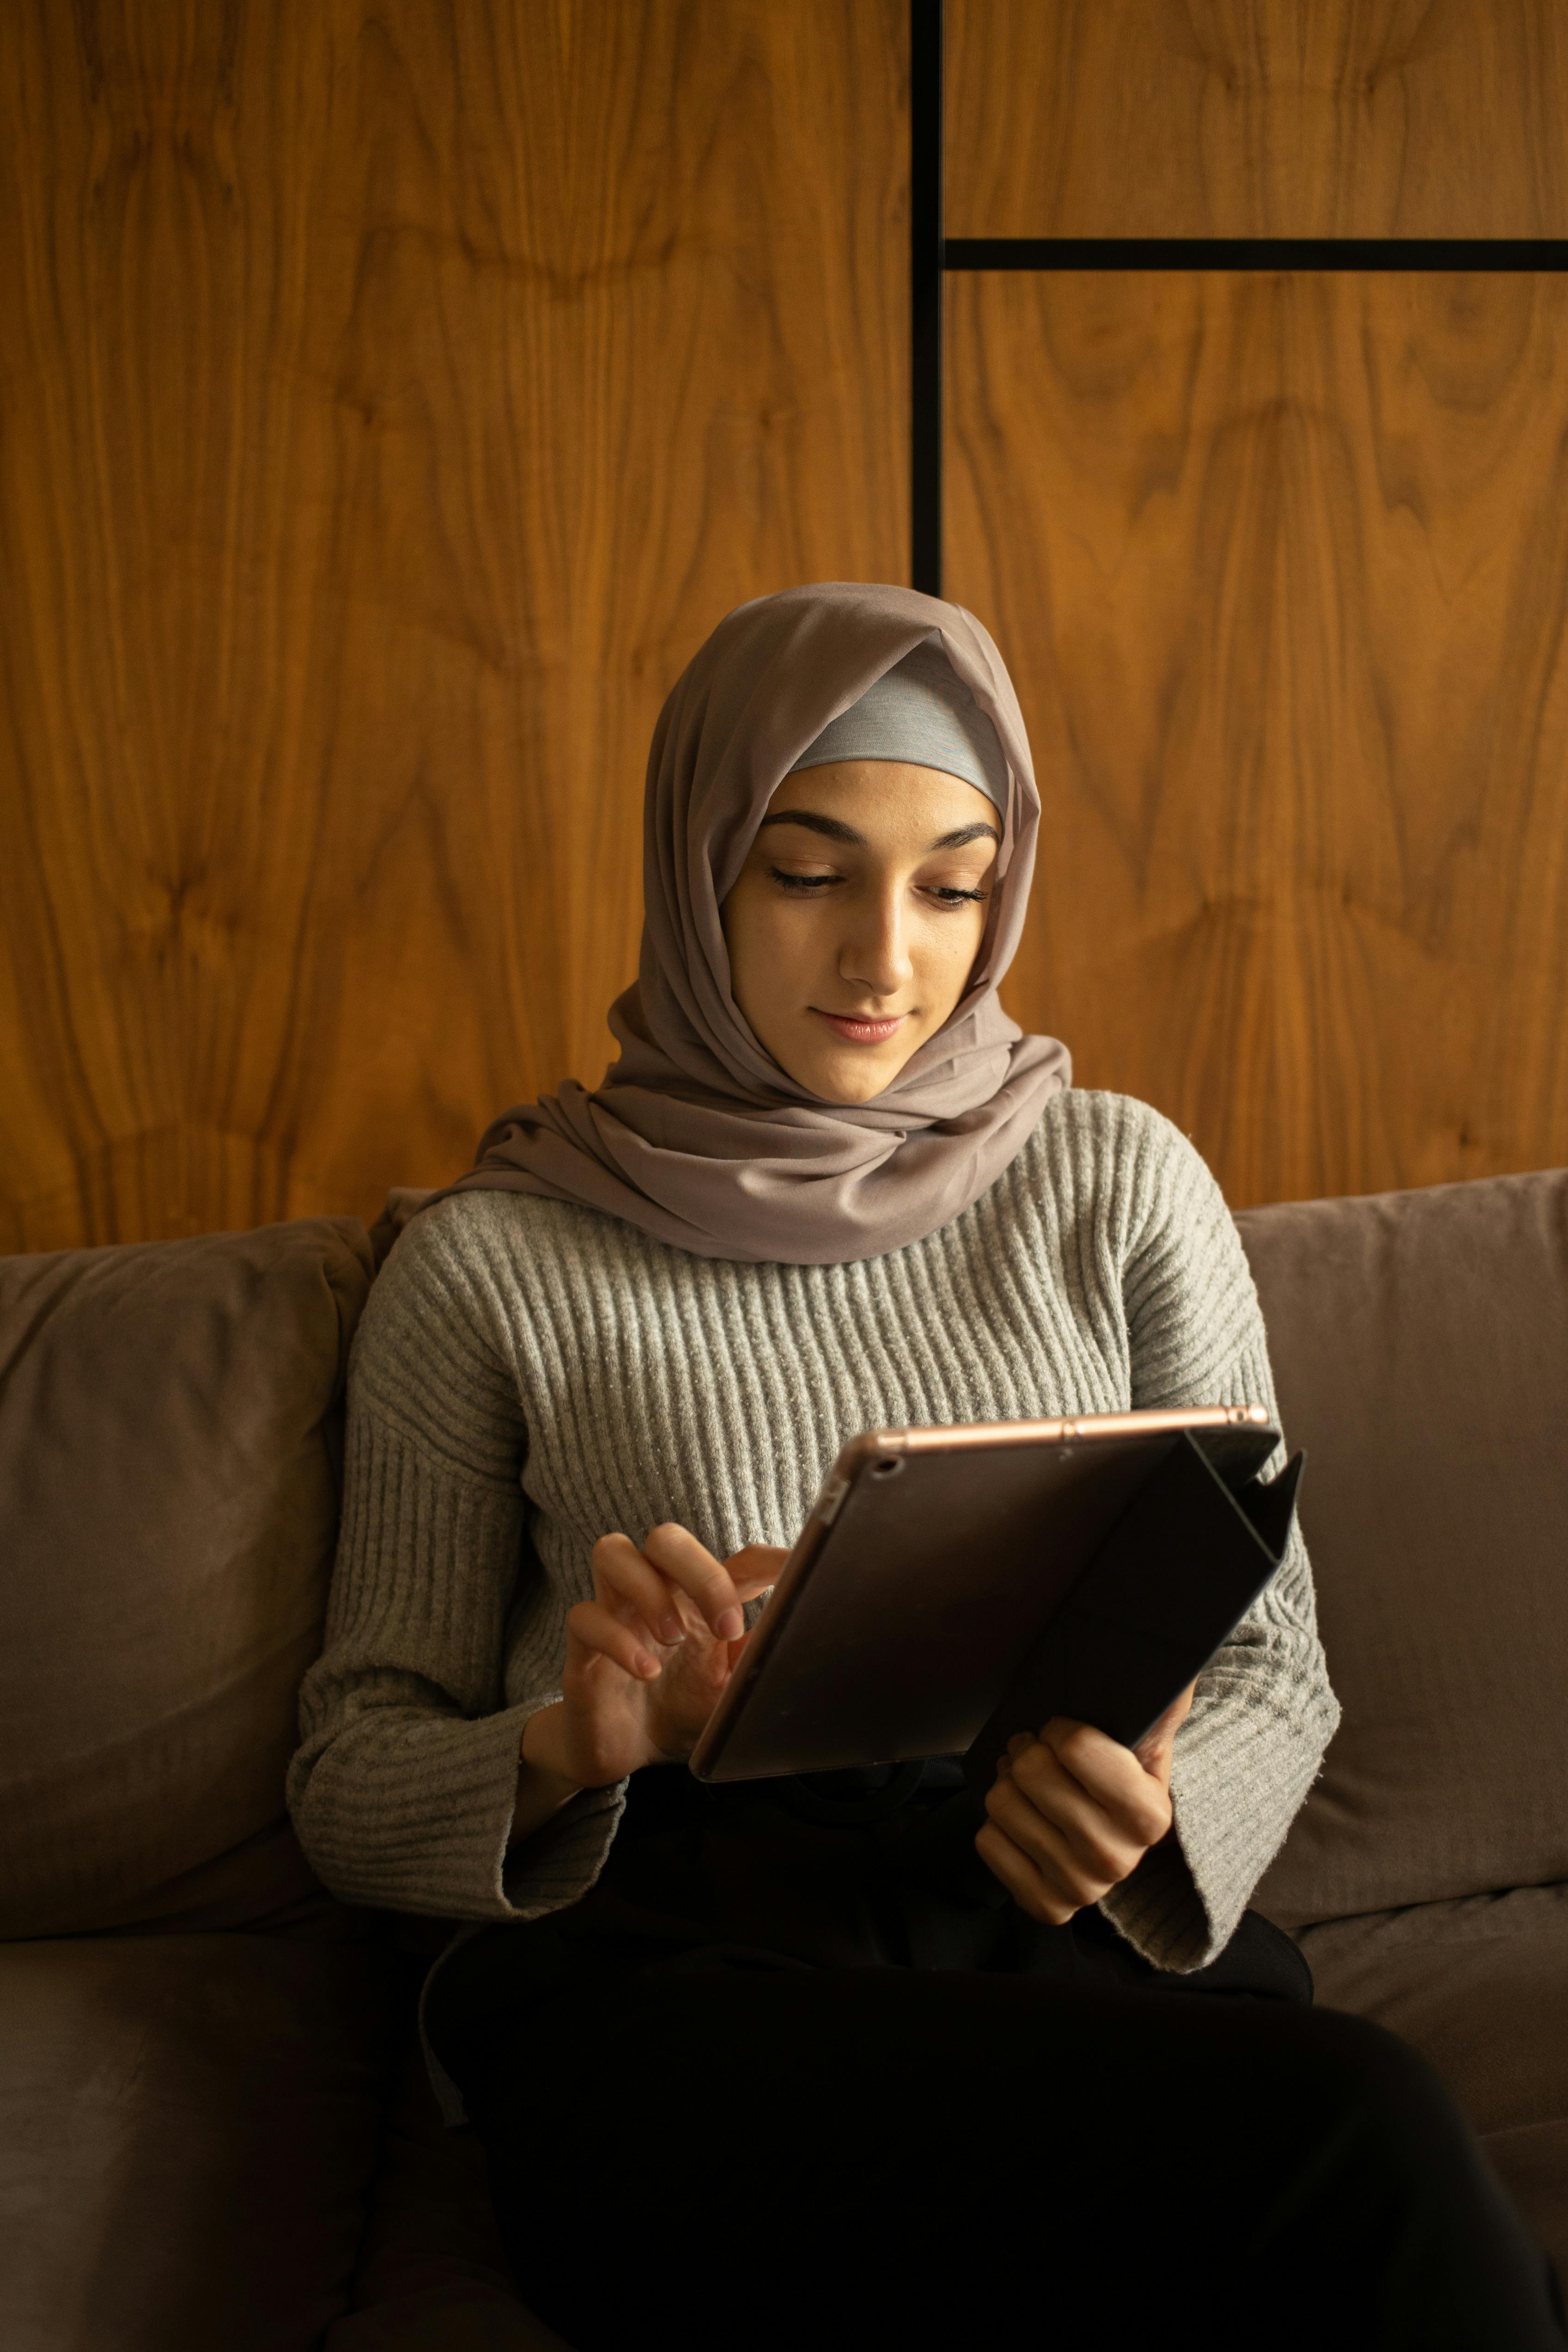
[414,583,1070,1266]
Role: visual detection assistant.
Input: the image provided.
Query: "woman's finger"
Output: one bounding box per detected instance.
[984,1770,1125,1901]
[565,1598,662,1682]
[641,1522,747,1640]
[592,1533,686,1645]
[1006,1739,1159,1879]
[1037,1720,1173,1851]
[1132,1680,1197,1780]
[723,1543,790,1600]
[974,1819,1084,1927]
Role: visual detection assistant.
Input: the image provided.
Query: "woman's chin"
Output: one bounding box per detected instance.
[782,1043,918,1107]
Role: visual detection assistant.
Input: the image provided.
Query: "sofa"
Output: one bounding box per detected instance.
[1,1166,1564,2348]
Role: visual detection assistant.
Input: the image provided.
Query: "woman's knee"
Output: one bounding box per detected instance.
[1286,2004,1463,2141]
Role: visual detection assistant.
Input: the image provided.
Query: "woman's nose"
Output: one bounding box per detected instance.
[839,889,913,1000]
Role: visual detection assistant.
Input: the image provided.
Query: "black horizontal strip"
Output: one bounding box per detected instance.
[944,237,1568,273]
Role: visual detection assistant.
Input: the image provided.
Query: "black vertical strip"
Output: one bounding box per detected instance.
[910,0,943,596]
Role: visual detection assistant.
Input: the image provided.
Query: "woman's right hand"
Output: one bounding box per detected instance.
[514,1525,785,1834]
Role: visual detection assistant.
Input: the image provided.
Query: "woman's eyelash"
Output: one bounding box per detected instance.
[766,866,987,906]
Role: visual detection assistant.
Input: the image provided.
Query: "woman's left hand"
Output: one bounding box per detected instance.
[975,1682,1197,1926]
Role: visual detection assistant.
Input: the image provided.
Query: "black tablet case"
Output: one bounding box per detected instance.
[961,1434,1304,1791]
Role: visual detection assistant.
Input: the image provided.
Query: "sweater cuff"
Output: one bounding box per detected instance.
[1099,1823,1215,1973]
[1101,1690,1335,1973]
[501,1773,626,1918]
[293,1701,534,1919]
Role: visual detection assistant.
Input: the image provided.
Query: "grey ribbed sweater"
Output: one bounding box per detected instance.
[288,1089,1338,1975]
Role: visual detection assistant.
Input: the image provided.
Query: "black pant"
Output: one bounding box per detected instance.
[430,1959,1563,2352]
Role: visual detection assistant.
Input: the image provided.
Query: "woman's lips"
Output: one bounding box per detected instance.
[813,1009,908,1045]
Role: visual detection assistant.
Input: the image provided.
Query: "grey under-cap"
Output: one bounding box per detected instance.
[784,634,1008,809]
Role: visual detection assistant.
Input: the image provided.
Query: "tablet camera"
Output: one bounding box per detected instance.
[870,1456,906,1480]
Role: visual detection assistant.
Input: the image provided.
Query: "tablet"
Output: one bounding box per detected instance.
[688,1405,1281,1784]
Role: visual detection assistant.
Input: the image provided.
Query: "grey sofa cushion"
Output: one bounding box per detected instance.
[0,1217,372,1938]
[1301,1885,1568,2284]
[0,1933,391,2352]
[1239,1168,1568,1928]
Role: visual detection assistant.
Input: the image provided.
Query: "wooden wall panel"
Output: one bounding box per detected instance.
[954,268,1568,1205]
[0,0,906,1251]
[10,0,1568,1249]
[948,0,1568,237]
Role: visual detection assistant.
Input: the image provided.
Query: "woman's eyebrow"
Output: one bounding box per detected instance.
[756,810,865,845]
[758,811,1000,851]
[932,820,1001,849]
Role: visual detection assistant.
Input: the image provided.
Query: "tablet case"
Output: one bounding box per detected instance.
[962,1434,1304,1791]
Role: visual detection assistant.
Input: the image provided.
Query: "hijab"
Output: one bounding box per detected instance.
[409,582,1070,1266]
[784,633,1009,808]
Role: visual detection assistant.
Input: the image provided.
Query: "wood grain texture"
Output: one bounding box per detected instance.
[948,0,1568,238]
[10,1,1568,1251]
[952,267,1568,1205]
[0,0,906,1250]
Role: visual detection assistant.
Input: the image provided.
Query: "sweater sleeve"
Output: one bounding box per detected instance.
[286,1210,622,1921]
[1094,1100,1340,1970]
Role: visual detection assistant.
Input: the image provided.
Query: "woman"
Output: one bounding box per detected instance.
[290,583,1560,2351]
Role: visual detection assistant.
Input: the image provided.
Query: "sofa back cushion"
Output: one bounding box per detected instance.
[0,1218,372,1938]
[1241,1169,1568,1929]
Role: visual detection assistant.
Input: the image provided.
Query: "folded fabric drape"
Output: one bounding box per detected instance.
[415,581,1070,1267]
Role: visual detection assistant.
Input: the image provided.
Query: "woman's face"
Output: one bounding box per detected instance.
[721,760,1000,1105]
